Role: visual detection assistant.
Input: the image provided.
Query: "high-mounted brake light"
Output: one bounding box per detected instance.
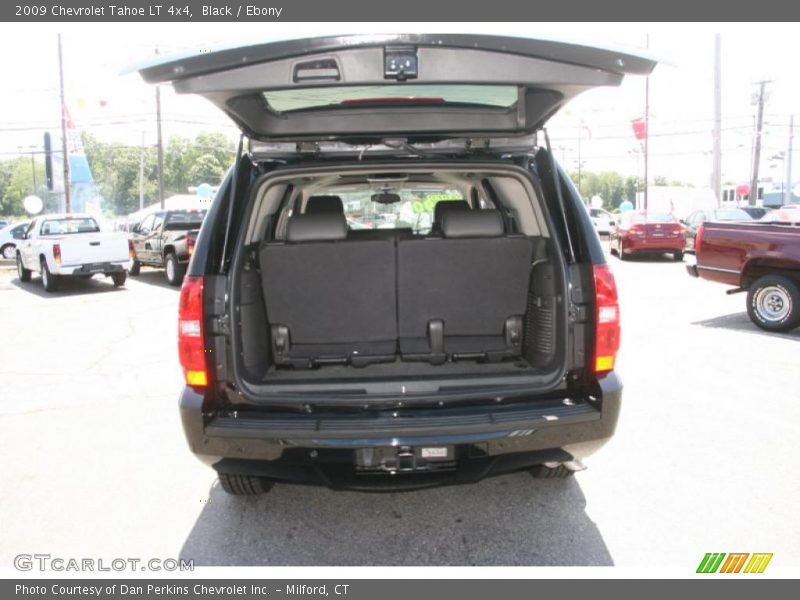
[178,276,208,389]
[695,223,705,254]
[593,264,621,375]
[53,244,62,265]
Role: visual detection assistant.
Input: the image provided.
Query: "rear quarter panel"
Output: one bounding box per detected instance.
[697,222,800,286]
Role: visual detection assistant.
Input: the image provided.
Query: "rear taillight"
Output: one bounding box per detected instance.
[53,244,61,265]
[592,264,621,375]
[695,223,705,254]
[178,276,208,389]
[128,239,135,260]
[186,234,195,257]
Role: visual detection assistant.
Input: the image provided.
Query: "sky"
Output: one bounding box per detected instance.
[0,22,798,190]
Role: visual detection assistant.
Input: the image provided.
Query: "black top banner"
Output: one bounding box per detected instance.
[2,0,800,22]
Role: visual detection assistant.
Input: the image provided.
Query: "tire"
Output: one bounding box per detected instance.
[673,251,684,262]
[164,253,185,287]
[129,259,140,276]
[746,274,800,333]
[218,473,274,496]
[1,244,15,260]
[529,465,576,479]
[618,239,627,261]
[111,271,127,287]
[16,253,31,282]
[609,238,618,256]
[40,258,58,292]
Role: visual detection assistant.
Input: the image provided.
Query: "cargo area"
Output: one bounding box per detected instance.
[228,163,569,398]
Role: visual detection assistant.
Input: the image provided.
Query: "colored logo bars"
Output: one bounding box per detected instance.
[696,553,773,574]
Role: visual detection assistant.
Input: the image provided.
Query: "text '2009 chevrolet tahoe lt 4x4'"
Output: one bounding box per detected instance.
[136,34,655,494]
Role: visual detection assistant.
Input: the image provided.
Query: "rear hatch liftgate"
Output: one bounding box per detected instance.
[136,34,655,143]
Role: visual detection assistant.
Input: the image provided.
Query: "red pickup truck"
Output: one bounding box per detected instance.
[687,221,800,332]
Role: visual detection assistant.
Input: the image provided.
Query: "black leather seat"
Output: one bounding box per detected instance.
[431,199,470,234]
[397,210,533,363]
[260,212,397,368]
[304,195,344,214]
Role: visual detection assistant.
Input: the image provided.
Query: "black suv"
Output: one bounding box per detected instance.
[129,209,206,286]
[138,34,654,494]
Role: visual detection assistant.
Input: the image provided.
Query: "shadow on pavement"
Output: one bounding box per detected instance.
[180,472,613,566]
[9,274,124,298]
[129,268,180,291]
[692,312,800,340]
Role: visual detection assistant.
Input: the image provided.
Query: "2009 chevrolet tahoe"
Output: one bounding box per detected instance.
[136,34,655,494]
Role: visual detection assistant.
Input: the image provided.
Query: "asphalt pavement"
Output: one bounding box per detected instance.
[0,248,798,567]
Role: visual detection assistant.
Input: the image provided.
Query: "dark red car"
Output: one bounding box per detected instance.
[611,211,686,261]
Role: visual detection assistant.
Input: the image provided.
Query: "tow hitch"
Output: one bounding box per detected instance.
[355,446,455,474]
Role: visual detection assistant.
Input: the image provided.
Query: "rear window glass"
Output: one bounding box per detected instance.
[263,85,518,113]
[40,217,99,235]
[165,211,206,229]
[311,189,465,235]
[626,212,675,224]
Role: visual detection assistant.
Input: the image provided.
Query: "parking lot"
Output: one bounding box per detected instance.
[0,246,798,568]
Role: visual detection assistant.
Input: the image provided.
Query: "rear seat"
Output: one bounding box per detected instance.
[259,212,397,368]
[397,210,533,364]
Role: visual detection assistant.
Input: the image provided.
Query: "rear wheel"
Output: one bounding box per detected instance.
[617,239,627,261]
[529,465,576,479]
[673,251,684,261]
[111,271,127,287]
[129,259,140,276]
[164,253,185,287]
[746,275,800,332]
[218,473,274,496]
[16,253,31,282]
[40,258,58,292]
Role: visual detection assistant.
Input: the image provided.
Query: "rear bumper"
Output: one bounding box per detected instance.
[54,260,132,276]
[180,373,623,488]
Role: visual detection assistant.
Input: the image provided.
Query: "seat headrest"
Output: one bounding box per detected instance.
[305,195,344,215]
[432,200,470,230]
[442,210,504,238]
[287,213,348,242]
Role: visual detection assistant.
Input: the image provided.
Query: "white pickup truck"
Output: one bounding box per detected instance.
[16,213,133,292]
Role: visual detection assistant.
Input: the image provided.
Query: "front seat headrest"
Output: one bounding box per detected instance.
[432,200,470,232]
[305,195,344,215]
[442,210,504,239]
[287,213,348,242]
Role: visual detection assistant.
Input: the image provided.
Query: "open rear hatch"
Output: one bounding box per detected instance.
[136,34,654,143]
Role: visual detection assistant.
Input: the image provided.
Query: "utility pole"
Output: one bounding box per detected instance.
[139,130,146,211]
[712,34,722,206]
[31,153,37,193]
[155,48,165,209]
[643,33,650,211]
[749,80,770,207]
[786,114,794,205]
[57,34,71,214]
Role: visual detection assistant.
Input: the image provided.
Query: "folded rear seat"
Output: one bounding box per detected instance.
[260,212,397,368]
[397,210,533,364]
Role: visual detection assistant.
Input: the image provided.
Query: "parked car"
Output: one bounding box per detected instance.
[760,206,800,224]
[610,210,685,261]
[129,209,207,286]
[136,34,656,495]
[687,221,800,332]
[16,214,133,292]
[0,221,30,259]
[738,206,769,220]
[682,208,753,252]
[588,207,616,236]
[0,220,12,230]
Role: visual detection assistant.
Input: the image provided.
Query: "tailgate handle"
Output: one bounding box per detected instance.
[90,241,100,246]
[293,58,340,83]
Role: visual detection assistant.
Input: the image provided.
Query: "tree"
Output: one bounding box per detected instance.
[0,158,46,217]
